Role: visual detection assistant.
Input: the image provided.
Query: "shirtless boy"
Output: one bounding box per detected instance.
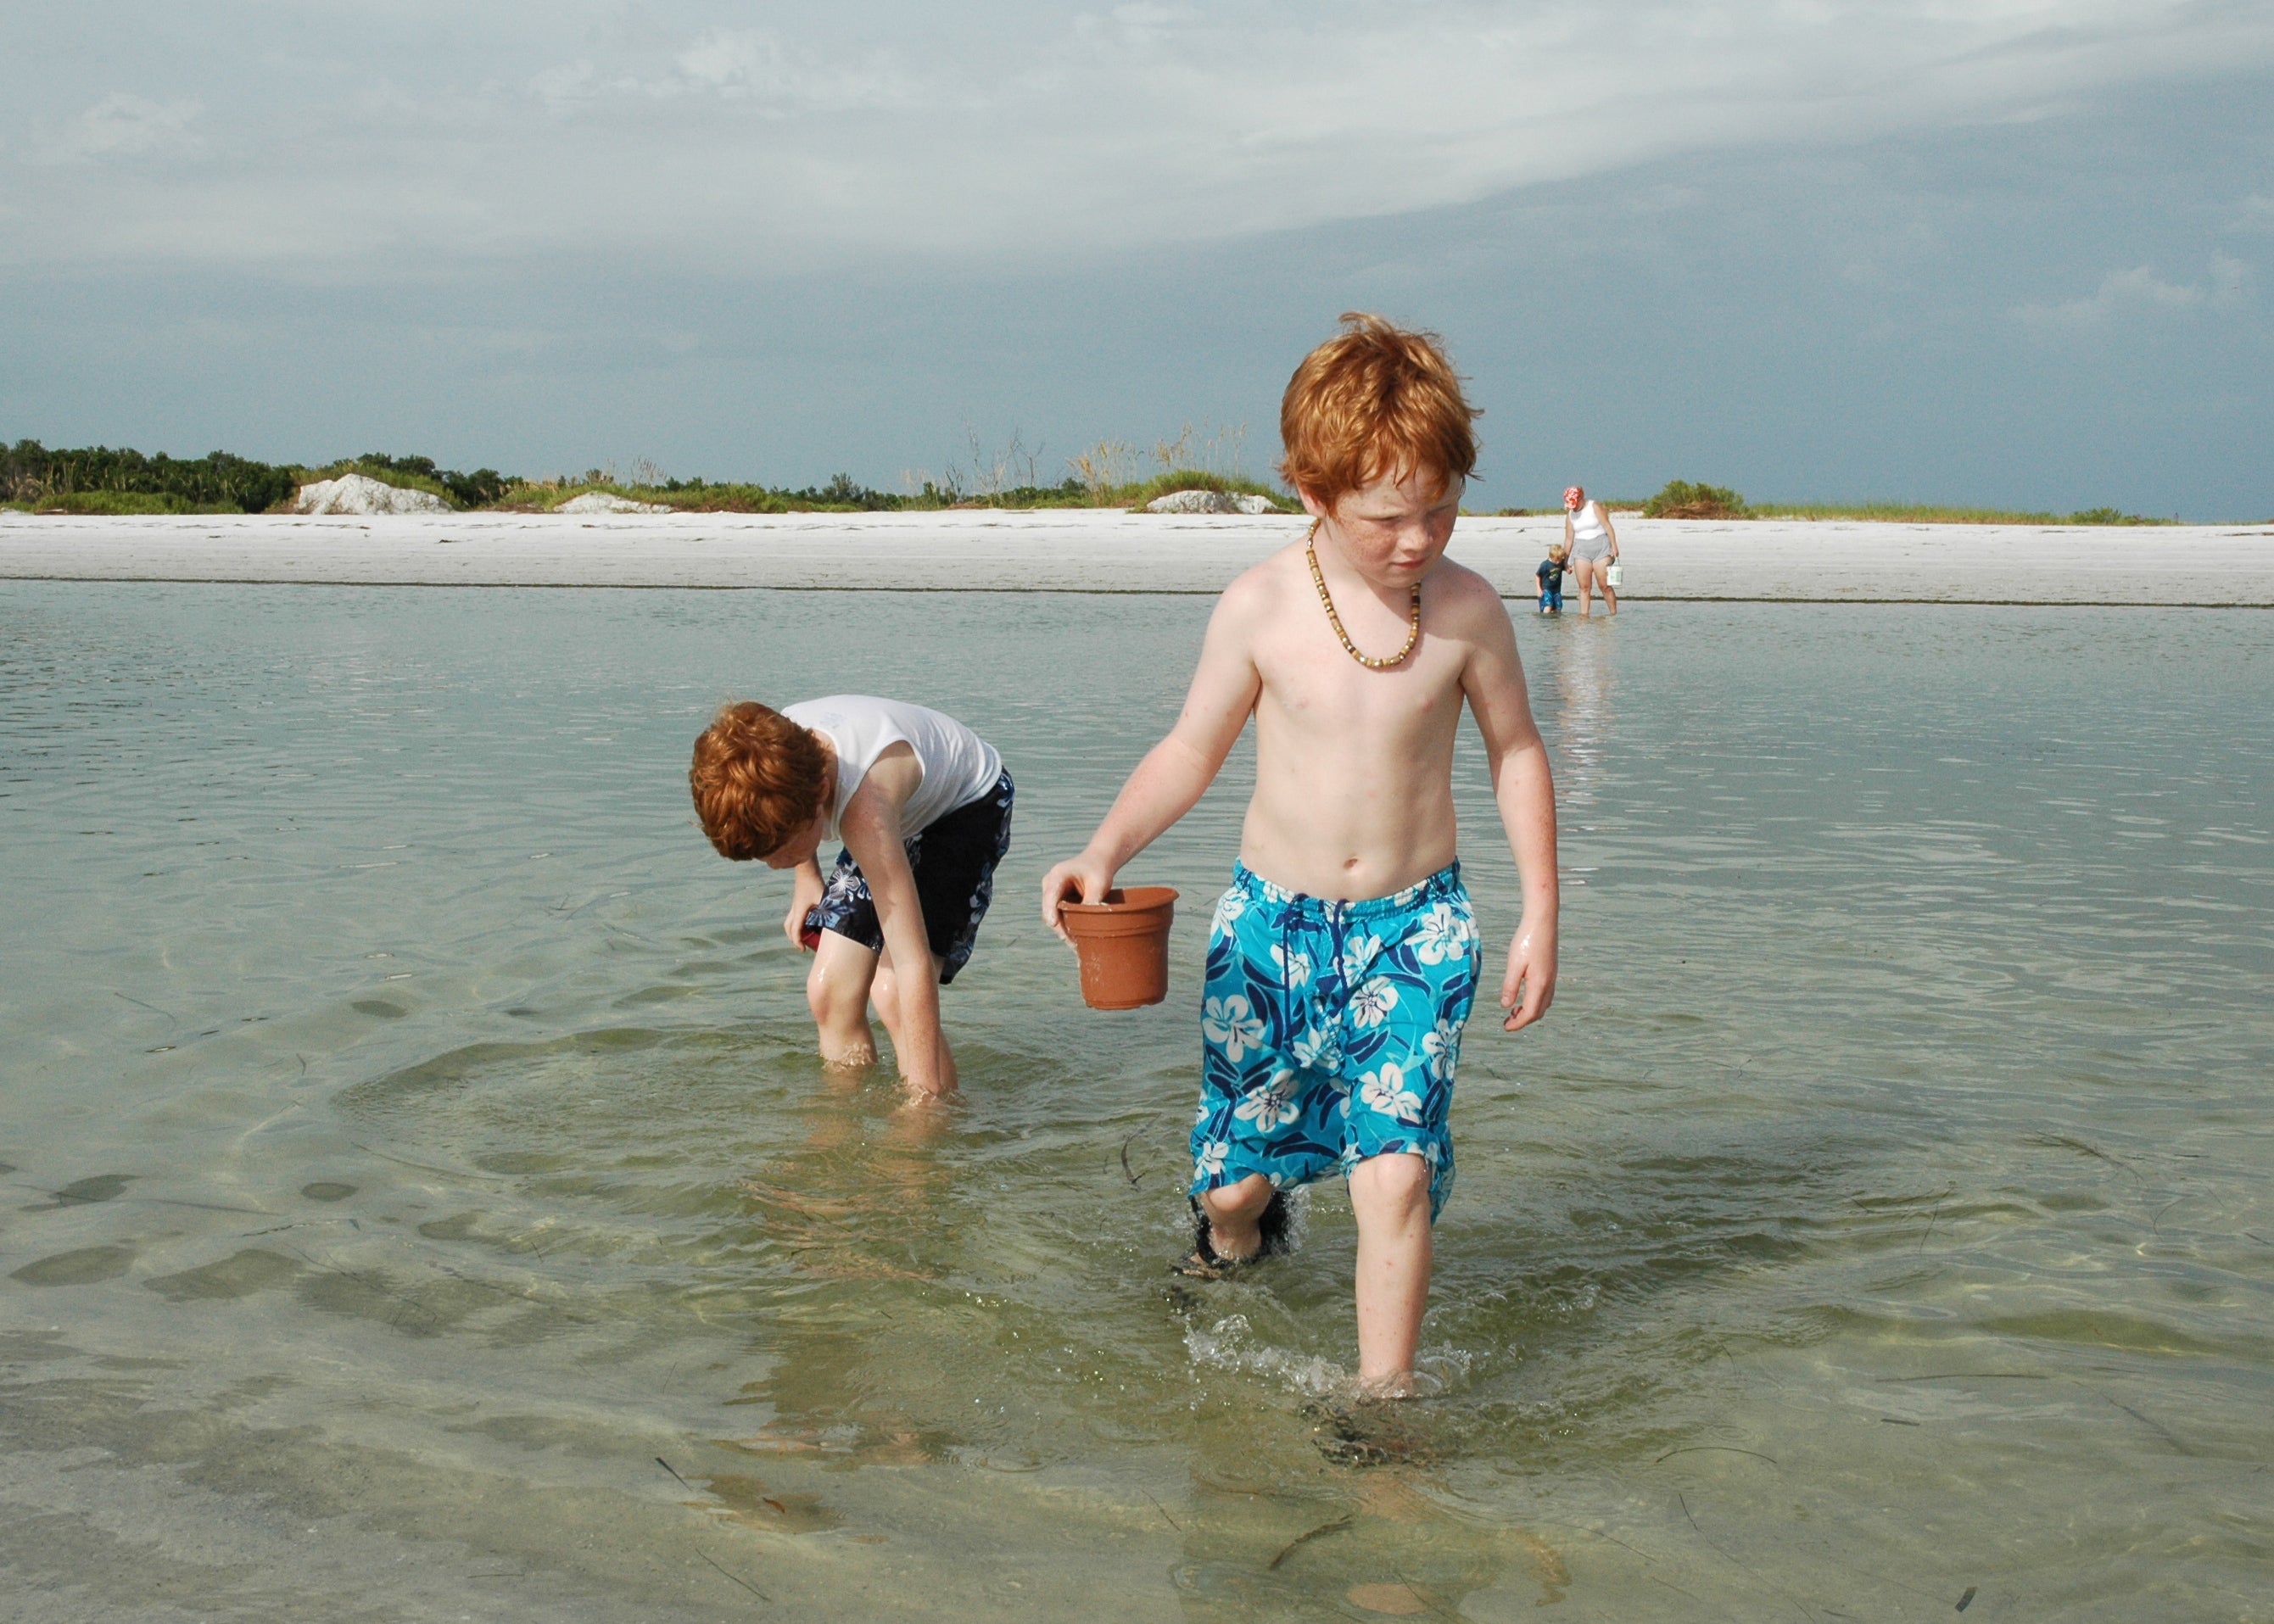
[690,697,1013,1097]
[1042,313,1558,1394]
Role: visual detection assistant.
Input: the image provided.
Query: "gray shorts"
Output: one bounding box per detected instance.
[1571,534,1612,563]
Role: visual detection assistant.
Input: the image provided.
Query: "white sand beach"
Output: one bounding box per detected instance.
[3,509,2270,604]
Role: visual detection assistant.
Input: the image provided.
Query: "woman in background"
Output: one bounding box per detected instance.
[1562,485,1619,616]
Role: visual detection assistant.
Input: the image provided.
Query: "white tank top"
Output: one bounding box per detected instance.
[1569,501,1609,543]
[780,695,1003,844]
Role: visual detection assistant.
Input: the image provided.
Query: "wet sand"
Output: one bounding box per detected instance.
[4,509,2271,603]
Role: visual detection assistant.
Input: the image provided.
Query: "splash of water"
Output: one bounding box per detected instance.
[1184,1314,1474,1399]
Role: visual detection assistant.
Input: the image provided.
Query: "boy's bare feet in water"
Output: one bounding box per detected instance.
[1306,1397,1441,1465]
[1175,1180,1291,1278]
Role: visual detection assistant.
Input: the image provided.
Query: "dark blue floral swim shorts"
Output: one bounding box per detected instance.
[804,770,1014,985]
[1189,860,1482,1220]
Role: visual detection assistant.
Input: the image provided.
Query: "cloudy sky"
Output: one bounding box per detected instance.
[5,3,2271,516]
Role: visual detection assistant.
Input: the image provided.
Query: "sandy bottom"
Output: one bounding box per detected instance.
[4,509,2271,603]
[4,585,2268,1621]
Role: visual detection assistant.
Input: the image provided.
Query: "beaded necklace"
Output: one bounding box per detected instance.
[1305,522,1421,670]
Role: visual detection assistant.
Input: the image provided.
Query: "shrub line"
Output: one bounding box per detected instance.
[0,442,2187,525]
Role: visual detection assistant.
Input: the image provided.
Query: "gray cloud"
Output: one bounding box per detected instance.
[2016,254,2252,328]
[5,12,2267,519]
[42,92,205,164]
[7,2,2271,272]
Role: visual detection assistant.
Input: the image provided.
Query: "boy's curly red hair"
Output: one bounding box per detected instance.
[1278,312,1480,511]
[689,701,830,861]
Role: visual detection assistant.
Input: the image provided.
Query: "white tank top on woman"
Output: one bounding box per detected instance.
[781,695,1003,845]
[1569,501,1609,544]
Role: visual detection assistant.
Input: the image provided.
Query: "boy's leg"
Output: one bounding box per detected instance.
[870,946,958,1093]
[867,770,1007,1097]
[1187,868,1336,1264]
[1349,1151,1434,1392]
[806,932,882,1067]
[1335,871,1480,1392]
[1199,1173,1277,1261]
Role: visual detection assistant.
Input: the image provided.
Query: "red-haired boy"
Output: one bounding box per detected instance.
[1042,313,1557,1395]
[691,698,1012,1097]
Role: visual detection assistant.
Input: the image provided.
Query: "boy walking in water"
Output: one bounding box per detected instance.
[691,697,1013,1097]
[1536,542,1567,614]
[1043,313,1557,1394]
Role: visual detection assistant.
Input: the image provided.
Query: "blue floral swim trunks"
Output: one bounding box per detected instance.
[1189,861,1483,1221]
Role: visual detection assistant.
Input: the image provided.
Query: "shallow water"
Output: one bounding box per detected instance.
[2,583,2269,1621]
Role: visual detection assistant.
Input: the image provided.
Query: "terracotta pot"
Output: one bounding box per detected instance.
[1059,886,1179,1010]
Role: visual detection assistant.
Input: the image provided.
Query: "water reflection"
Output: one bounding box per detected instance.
[1169,1470,1551,1618]
[1546,615,1618,813]
[726,1071,958,1470]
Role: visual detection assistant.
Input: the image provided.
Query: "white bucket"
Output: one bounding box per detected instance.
[1606,561,1624,589]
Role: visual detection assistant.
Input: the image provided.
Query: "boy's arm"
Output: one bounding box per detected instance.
[1041,583,1264,935]
[1457,585,1560,1031]
[838,773,948,1095]
[784,856,825,950]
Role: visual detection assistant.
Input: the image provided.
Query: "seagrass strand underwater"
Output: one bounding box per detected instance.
[1,584,2269,1621]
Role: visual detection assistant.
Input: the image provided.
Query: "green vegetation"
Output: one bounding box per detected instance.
[1054,427,1282,510]
[318,453,510,509]
[0,441,511,514]
[2058,506,2172,527]
[479,468,1292,515]
[0,422,1302,516]
[924,423,1293,511]
[1120,469,1289,510]
[1721,498,2174,525]
[501,473,917,514]
[3,440,299,514]
[14,488,209,516]
[1633,478,2172,524]
[475,424,1295,514]
[1643,479,1750,520]
[4,438,2181,524]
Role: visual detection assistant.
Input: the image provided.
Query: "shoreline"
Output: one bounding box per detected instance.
[4,510,2271,606]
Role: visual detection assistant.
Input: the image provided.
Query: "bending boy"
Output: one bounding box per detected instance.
[691,697,1013,1097]
[1042,314,1557,1393]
